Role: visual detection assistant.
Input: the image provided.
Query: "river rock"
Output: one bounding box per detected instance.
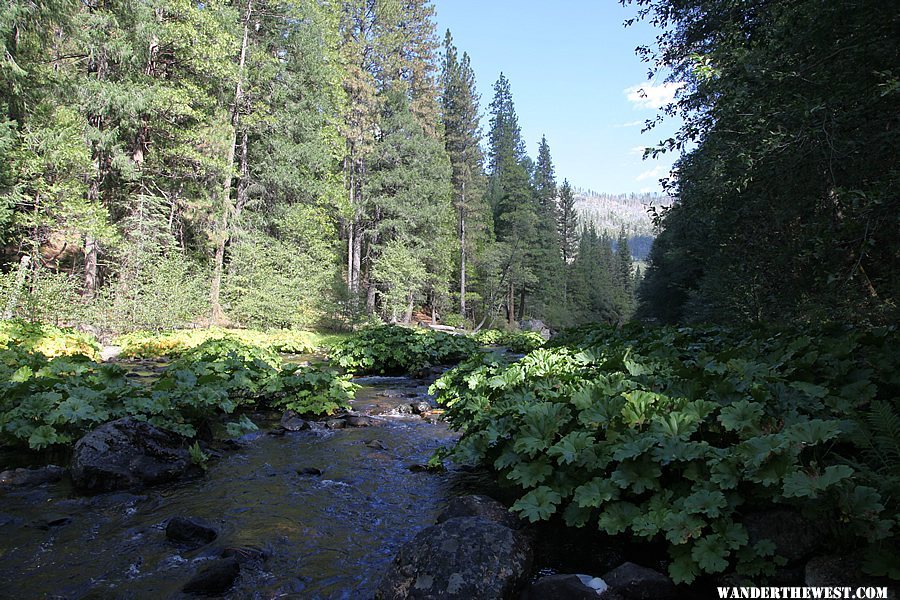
[0,465,65,487]
[744,507,823,563]
[436,495,522,530]
[602,562,677,600]
[296,467,322,476]
[166,516,218,546]
[411,401,432,415]
[70,417,194,492]
[343,415,386,427]
[222,545,270,564]
[521,574,620,600]
[30,514,73,530]
[182,557,240,595]
[519,319,551,340]
[280,410,310,432]
[376,516,532,599]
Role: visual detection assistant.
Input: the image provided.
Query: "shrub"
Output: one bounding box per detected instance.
[113,328,320,358]
[330,325,479,375]
[0,337,354,448]
[0,319,100,360]
[431,323,899,583]
[471,329,546,353]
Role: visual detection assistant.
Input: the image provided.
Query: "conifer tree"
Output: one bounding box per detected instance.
[486,73,533,325]
[440,31,487,319]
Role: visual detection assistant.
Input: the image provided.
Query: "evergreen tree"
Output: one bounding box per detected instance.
[485,73,533,325]
[365,90,453,321]
[440,31,487,320]
[528,135,564,321]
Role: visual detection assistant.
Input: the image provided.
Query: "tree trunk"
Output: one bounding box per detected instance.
[211,0,252,324]
[83,236,98,297]
[366,272,376,314]
[459,181,466,317]
[518,286,526,321]
[507,280,515,327]
[404,291,414,324]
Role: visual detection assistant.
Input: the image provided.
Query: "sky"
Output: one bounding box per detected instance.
[432,1,683,194]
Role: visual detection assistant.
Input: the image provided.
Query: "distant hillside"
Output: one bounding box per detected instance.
[573,189,672,260]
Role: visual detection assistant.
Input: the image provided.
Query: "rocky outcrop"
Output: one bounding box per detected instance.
[70,418,195,493]
[602,562,678,600]
[376,516,532,599]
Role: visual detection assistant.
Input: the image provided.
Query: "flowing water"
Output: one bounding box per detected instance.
[0,374,493,599]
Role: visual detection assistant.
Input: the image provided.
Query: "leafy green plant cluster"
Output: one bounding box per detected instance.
[113,327,322,358]
[330,325,479,375]
[471,329,546,353]
[431,323,899,583]
[0,338,354,449]
[0,319,101,360]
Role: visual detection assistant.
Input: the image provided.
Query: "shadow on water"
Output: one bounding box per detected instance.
[0,374,491,600]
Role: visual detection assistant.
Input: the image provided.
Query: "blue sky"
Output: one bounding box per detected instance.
[432,1,682,194]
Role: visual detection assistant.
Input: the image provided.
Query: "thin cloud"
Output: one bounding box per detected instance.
[636,165,668,182]
[613,119,644,128]
[624,82,684,110]
[629,145,648,156]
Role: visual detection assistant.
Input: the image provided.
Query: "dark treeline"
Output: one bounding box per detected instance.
[0,0,635,332]
[630,0,899,325]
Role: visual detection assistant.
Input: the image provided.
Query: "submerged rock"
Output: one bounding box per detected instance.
[0,465,65,487]
[70,417,194,493]
[166,516,218,546]
[30,514,73,530]
[376,516,532,599]
[343,414,387,428]
[182,557,240,595]
[602,562,677,600]
[222,545,270,564]
[436,495,522,530]
[296,467,322,476]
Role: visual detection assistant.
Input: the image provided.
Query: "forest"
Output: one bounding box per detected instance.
[0,0,637,332]
[0,0,898,597]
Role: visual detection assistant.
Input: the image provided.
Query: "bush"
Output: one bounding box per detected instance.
[431,323,899,583]
[113,328,321,358]
[0,319,100,360]
[330,325,479,375]
[0,337,354,449]
[471,329,546,353]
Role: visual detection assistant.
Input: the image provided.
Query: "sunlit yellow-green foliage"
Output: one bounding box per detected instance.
[113,328,342,358]
[0,320,100,360]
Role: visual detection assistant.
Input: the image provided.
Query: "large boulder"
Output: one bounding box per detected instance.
[519,319,551,340]
[70,417,195,492]
[602,562,678,600]
[436,495,523,530]
[377,516,532,599]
